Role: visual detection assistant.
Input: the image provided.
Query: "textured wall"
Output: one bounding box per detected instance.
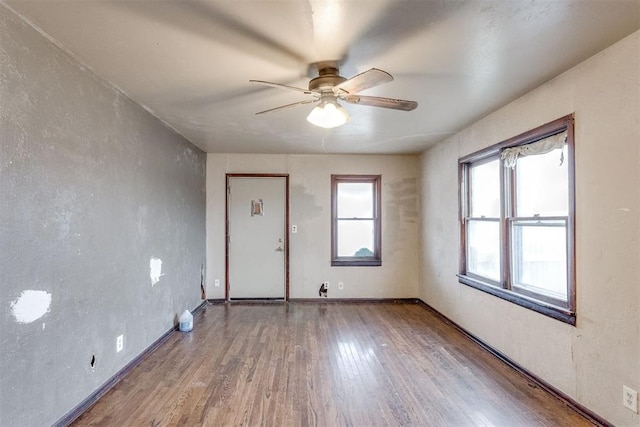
[0,5,206,426]
[418,31,640,425]
[206,154,419,300]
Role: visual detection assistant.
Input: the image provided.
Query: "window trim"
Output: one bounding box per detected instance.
[458,114,576,325]
[331,174,382,267]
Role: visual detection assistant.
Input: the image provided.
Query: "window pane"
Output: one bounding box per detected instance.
[511,220,567,301]
[337,220,374,257]
[337,183,373,218]
[516,146,568,217]
[467,220,500,281]
[470,159,500,217]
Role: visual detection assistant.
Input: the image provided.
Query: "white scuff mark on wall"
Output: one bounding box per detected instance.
[10,290,52,323]
[150,257,164,286]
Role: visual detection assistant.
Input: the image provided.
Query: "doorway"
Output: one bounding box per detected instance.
[226,174,289,300]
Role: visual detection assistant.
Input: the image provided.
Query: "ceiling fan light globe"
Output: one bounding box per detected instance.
[306,102,350,129]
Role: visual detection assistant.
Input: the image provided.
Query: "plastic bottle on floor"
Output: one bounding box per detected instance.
[179,310,193,332]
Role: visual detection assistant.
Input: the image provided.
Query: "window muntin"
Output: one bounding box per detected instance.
[331,175,381,266]
[458,115,575,324]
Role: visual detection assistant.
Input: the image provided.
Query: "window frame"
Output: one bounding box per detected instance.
[331,174,382,267]
[464,156,502,284]
[458,115,576,324]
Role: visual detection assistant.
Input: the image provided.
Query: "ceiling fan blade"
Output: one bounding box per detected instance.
[333,68,393,95]
[250,80,316,96]
[255,99,317,115]
[342,95,418,111]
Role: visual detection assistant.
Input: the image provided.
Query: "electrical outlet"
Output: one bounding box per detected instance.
[338,281,344,290]
[623,386,638,412]
[292,225,298,233]
[323,281,329,289]
[116,335,124,353]
[214,279,220,287]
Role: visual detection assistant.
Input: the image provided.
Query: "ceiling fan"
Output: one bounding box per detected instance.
[250,61,418,128]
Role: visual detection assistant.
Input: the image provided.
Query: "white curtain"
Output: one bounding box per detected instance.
[501,131,567,168]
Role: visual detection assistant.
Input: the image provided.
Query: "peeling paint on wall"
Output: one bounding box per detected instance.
[384,178,419,256]
[149,257,164,286]
[385,178,419,224]
[10,290,52,323]
[290,184,323,219]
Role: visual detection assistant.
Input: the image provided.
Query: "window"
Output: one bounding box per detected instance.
[459,115,575,324]
[331,175,381,266]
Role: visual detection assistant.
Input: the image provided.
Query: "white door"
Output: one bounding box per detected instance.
[227,176,287,299]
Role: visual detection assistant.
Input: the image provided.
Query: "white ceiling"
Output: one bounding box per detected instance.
[4,0,639,154]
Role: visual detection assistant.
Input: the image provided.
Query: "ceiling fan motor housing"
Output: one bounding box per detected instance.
[308,67,347,92]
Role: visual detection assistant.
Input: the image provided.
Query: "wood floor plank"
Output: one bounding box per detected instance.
[72,303,596,426]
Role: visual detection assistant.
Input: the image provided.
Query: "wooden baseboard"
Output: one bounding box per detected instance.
[289,298,420,304]
[53,301,207,427]
[206,298,420,305]
[414,299,612,427]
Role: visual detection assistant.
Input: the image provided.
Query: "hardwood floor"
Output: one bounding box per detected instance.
[72,302,594,426]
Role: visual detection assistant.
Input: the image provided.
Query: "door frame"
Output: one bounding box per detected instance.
[225,173,290,301]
